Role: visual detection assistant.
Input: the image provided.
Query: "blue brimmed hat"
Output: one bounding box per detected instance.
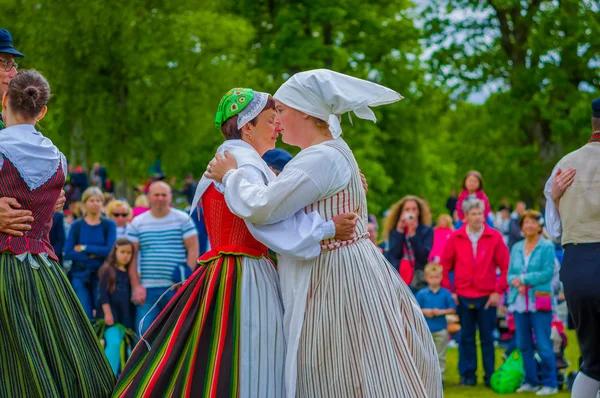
[0,29,24,57]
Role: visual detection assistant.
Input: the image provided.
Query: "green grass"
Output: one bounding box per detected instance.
[443,330,579,397]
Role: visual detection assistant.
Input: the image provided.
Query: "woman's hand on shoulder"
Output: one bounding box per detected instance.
[551,168,575,203]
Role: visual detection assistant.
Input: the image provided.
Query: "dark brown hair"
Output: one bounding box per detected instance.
[220,96,276,140]
[519,209,543,233]
[593,117,600,133]
[462,170,484,191]
[99,238,134,295]
[7,69,51,120]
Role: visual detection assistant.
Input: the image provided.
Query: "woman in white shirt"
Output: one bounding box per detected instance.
[207,70,441,398]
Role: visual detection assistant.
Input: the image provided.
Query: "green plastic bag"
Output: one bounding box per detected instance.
[490,349,526,394]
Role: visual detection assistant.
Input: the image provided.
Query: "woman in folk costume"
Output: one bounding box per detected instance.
[206,70,442,398]
[114,88,356,398]
[0,70,114,397]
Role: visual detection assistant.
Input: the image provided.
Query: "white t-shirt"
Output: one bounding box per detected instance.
[127,209,197,288]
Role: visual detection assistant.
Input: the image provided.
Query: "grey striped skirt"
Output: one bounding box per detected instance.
[0,252,115,397]
[296,239,442,397]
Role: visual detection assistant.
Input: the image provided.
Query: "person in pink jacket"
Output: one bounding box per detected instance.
[441,197,509,387]
[429,214,454,263]
[456,170,492,222]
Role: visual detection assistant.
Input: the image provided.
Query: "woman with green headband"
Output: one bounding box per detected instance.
[114,88,357,397]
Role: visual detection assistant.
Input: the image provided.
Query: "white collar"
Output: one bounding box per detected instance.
[189,139,275,215]
[0,124,65,190]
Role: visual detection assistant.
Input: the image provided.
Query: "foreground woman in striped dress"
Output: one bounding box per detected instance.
[0,70,114,397]
[207,69,443,397]
[114,88,354,397]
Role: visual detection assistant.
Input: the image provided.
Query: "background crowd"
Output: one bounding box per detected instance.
[48,160,574,395]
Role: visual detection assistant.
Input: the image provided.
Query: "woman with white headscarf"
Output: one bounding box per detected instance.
[207,70,442,398]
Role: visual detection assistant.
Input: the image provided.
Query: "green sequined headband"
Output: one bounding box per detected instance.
[215,88,255,129]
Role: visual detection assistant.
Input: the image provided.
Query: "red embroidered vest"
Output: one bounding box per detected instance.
[201,184,267,257]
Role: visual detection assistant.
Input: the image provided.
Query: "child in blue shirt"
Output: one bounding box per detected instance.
[416,263,456,380]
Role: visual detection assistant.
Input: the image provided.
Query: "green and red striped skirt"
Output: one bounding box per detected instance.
[114,246,285,398]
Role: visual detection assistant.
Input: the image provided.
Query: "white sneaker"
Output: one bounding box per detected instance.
[536,387,558,396]
[516,384,540,393]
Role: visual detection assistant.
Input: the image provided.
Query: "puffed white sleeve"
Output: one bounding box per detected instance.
[223,145,351,225]
[234,164,336,260]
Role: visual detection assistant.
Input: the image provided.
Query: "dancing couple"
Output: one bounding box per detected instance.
[115,69,442,398]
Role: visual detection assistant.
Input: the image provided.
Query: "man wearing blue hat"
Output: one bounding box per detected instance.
[544,97,600,397]
[262,148,293,176]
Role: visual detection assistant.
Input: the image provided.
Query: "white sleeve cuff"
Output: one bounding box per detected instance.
[222,168,238,187]
[322,220,336,240]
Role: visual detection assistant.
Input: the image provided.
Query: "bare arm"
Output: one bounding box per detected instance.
[129,242,146,305]
[184,235,199,271]
[102,303,114,326]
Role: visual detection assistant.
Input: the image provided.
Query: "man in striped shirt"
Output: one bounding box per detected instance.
[128,181,199,335]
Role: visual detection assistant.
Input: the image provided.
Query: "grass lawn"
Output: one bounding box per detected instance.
[443,330,579,397]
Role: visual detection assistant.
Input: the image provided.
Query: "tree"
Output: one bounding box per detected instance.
[5,0,255,182]
[225,0,458,216]
[421,0,600,204]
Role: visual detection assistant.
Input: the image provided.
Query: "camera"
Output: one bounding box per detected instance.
[403,213,415,221]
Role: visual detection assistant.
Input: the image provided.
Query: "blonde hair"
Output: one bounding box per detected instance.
[436,214,454,230]
[134,194,149,208]
[382,195,432,240]
[424,263,443,276]
[106,200,132,219]
[81,187,103,204]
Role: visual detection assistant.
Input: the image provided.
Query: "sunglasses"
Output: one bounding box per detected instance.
[111,213,129,218]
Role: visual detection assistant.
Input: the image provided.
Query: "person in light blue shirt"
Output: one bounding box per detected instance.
[506,210,557,395]
[416,263,456,380]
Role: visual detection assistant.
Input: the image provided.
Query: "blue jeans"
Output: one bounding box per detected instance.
[514,311,557,388]
[104,326,126,376]
[70,271,99,321]
[457,296,497,383]
[135,287,176,336]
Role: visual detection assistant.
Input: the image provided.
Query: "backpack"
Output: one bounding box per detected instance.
[490,349,526,394]
[70,217,111,276]
[72,217,111,246]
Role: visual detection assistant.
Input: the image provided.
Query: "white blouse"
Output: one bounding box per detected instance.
[215,163,336,260]
[223,138,352,225]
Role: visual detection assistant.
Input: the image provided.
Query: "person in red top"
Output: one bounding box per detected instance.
[441,196,509,387]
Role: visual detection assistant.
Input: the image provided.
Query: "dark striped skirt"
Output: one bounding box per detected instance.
[114,249,285,398]
[0,252,115,397]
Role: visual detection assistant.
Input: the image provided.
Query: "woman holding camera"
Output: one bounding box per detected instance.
[383,195,433,291]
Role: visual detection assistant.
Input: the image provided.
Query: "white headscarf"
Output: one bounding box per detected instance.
[237,91,270,130]
[273,69,403,138]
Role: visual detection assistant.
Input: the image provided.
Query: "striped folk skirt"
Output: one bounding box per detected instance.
[0,252,115,397]
[114,248,285,398]
[296,239,443,398]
